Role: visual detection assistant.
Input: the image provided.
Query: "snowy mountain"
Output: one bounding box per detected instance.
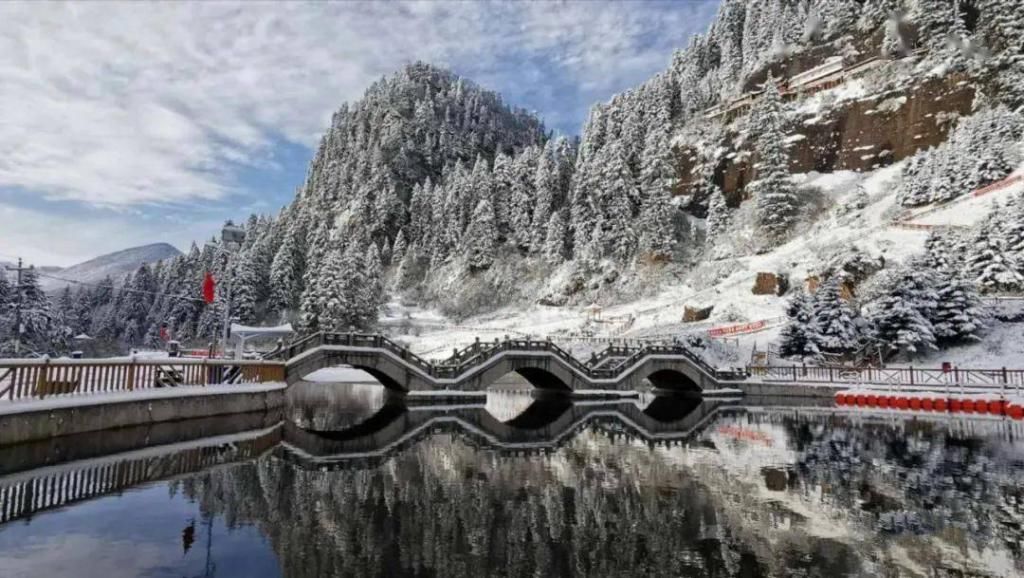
[38,243,182,292]
[5,0,1024,362]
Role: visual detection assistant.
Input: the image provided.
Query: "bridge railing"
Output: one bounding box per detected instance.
[751,365,1024,389]
[294,332,730,382]
[283,332,325,359]
[0,357,286,402]
[586,345,642,369]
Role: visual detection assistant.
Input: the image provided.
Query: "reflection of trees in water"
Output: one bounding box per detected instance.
[181,428,862,578]
[285,382,389,431]
[174,411,1024,577]
[740,411,1024,575]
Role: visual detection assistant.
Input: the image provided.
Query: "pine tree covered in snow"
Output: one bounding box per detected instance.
[542,210,568,264]
[779,290,821,358]
[530,144,558,253]
[0,274,11,328]
[314,246,349,332]
[1002,194,1024,276]
[705,187,731,242]
[869,267,940,356]
[391,229,408,265]
[394,244,420,290]
[597,143,639,261]
[363,243,385,317]
[0,268,51,354]
[933,272,988,343]
[813,277,860,354]
[965,219,1023,293]
[751,78,798,242]
[922,231,964,272]
[899,106,1023,207]
[269,228,302,321]
[636,125,677,261]
[463,198,498,271]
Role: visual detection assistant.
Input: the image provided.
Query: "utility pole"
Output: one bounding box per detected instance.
[208,220,245,360]
[221,270,233,359]
[4,258,27,355]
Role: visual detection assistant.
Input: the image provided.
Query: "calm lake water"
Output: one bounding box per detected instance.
[2,384,1024,577]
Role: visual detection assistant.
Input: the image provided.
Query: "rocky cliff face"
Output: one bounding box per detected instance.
[678,72,976,206]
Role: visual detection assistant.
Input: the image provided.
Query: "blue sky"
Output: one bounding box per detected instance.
[0,1,720,267]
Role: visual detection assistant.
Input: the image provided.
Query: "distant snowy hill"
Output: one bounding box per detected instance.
[39,243,182,292]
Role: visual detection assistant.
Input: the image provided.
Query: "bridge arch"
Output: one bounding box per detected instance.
[645,369,702,394]
[348,365,406,392]
[498,398,574,429]
[641,395,703,423]
[512,367,572,392]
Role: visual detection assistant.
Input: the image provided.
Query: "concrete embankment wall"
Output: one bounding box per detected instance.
[0,410,282,476]
[0,384,286,446]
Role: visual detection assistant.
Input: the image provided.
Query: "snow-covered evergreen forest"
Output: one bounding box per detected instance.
[2,0,1023,360]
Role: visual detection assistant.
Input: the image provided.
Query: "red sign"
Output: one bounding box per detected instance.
[202,272,216,304]
[707,320,767,338]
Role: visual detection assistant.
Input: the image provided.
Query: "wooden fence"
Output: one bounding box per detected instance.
[0,357,286,402]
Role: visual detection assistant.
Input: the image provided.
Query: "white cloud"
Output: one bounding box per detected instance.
[0,200,219,266]
[0,1,718,261]
[0,533,180,578]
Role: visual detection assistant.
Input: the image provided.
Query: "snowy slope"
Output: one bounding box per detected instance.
[39,243,182,292]
[396,163,921,356]
[911,175,1024,228]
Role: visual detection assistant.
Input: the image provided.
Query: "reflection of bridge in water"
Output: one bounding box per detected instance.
[0,395,735,524]
[5,396,1023,527]
[279,396,735,470]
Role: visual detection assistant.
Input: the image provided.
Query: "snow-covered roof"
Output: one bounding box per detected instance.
[230,323,294,338]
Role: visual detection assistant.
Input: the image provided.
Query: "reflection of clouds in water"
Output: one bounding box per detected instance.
[286,381,387,430]
[0,534,177,578]
[302,367,378,383]
[484,391,535,422]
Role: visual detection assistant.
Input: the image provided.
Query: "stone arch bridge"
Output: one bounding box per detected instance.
[282,333,747,394]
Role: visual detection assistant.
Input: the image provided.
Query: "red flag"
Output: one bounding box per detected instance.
[202,272,216,304]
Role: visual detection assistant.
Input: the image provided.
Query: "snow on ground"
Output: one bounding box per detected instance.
[911,174,1024,227]
[900,314,1024,369]
[389,162,935,365]
[795,78,869,122]
[376,159,1022,371]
